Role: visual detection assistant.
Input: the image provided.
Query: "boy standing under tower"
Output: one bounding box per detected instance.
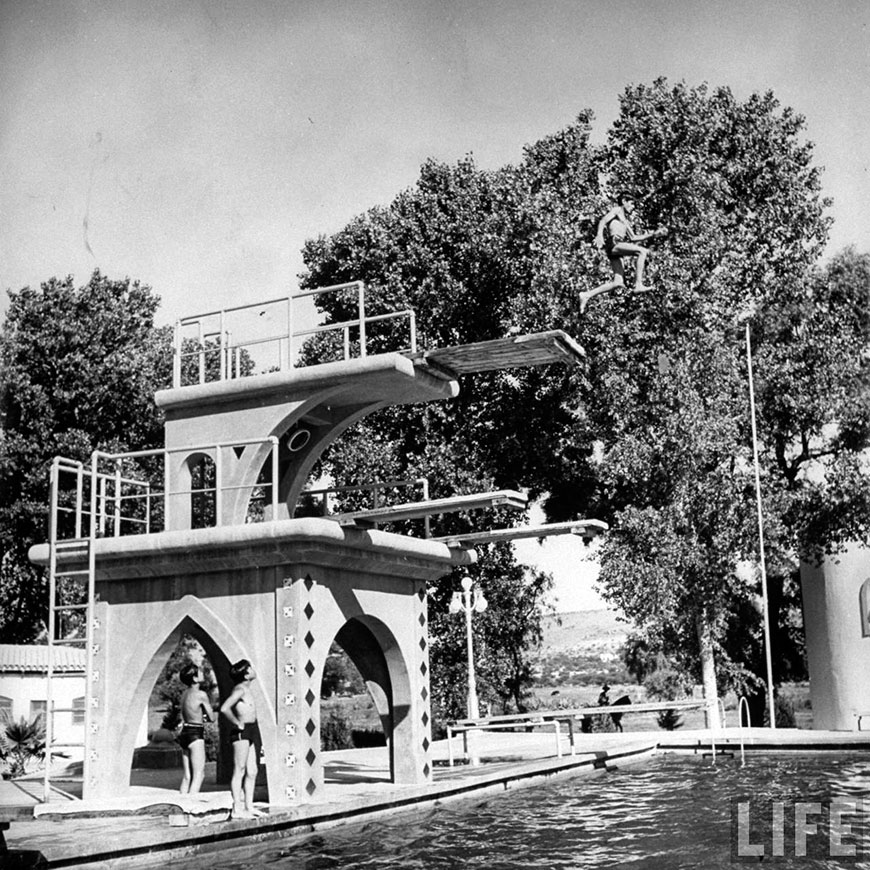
[221,659,262,818]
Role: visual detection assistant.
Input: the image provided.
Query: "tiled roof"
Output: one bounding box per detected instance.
[0,644,87,673]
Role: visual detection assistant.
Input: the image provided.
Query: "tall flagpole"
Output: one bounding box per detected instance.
[745,322,777,729]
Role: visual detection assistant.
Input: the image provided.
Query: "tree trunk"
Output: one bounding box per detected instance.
[696,610,721,729]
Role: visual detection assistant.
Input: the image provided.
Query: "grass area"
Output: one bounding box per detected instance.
[321,693,382,730]
[530,682,813,730]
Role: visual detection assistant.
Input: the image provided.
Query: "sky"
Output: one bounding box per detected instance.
[2,0,868,611]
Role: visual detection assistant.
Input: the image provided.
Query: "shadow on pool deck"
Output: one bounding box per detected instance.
[4,728,870,868]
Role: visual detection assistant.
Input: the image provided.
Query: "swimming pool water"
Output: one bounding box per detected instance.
[165,754,870,869]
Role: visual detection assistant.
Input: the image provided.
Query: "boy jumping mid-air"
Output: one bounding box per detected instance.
[578,195,667,314]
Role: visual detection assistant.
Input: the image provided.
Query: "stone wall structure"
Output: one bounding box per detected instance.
[801,546,870,730]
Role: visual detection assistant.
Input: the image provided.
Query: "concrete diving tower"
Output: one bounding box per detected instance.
[156,330,584,529]
[33,283,592,807]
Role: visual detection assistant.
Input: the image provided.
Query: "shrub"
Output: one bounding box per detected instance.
[0,713,47,778]
[764,694,797,728]
[321,713,353,750]
[204,722,220,762]
[351,728,386,747]
[656,708,683,730]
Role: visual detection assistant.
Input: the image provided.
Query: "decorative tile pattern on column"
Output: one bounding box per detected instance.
[84,600,109,798]
[300,572,321,796]
[416,583,433,782]
[275,576,305,804]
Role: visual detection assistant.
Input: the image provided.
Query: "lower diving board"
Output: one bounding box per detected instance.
[432,519,608,547]
[332,490,528,527]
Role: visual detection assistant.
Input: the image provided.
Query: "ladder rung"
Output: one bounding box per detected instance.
[54,604,89,612]
[54,539,90,549]
[54,570,90,579]
[48,740,85,748]
[52,638,87,646]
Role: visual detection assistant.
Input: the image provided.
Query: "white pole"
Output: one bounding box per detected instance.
[450,576,486,765]
[746,323,777,729]
[464,584,480,721]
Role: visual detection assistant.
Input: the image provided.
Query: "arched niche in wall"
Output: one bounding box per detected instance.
[860,577,870,639]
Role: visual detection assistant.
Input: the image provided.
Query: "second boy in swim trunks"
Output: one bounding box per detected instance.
[220,659,261,819]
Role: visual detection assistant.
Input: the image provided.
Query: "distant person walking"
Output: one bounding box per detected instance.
[177,663,213,796]
[220,659,261,819]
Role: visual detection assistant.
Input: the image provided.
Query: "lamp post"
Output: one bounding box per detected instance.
[744,320,777,730]
[449,575,487,764]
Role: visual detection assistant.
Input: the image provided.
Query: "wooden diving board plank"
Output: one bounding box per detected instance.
[333,490,528,526]
[432,519,608,547]
[452,700,712,727]
[411,330,585,377]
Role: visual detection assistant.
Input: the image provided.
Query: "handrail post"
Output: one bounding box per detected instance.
[214,447,222,527]
[421,478,431,538]
[162,448,170,531]
[357,281,366,358]
[409,309,417,353]
[83,451,99,796]
[737,696,750,767]
[113,461,122,537]
[708,699,716,765]
[44,459,60,803]
[98,476,107,537]
[173,320,182,388]
[270,436,279,519]
[287,295,294,370]
[75,464,84,539]
[219,310,226,381]
[197,321,205,385]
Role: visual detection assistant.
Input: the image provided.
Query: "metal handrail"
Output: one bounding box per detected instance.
[78,438,281,536]
[172,282,418,387]
[737,696,751,767]
[301,477,430,534]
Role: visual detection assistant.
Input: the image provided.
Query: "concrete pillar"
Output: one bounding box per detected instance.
[801,545,870,730]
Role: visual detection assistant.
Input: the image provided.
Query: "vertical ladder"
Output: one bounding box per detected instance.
[43,457,97,803]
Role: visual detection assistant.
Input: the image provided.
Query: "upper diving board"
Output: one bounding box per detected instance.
[411,331,585,378]
[332,490,528,527]
[431,519,608,548]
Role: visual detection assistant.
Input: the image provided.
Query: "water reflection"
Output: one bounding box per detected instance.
[163,755,870,870]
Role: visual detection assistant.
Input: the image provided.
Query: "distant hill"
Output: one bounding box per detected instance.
[532,609,632,687]
[540,609,630,654]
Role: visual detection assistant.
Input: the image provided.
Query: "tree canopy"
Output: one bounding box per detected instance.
[299,79,870,714]
[2,80,868,728]
[0,271,170,641]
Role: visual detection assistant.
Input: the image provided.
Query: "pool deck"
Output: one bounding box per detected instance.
[4,727,870,868]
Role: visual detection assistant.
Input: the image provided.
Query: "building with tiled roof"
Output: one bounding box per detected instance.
[0,645,149,771]
[0,644,86,674]
[0,645,87,763]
